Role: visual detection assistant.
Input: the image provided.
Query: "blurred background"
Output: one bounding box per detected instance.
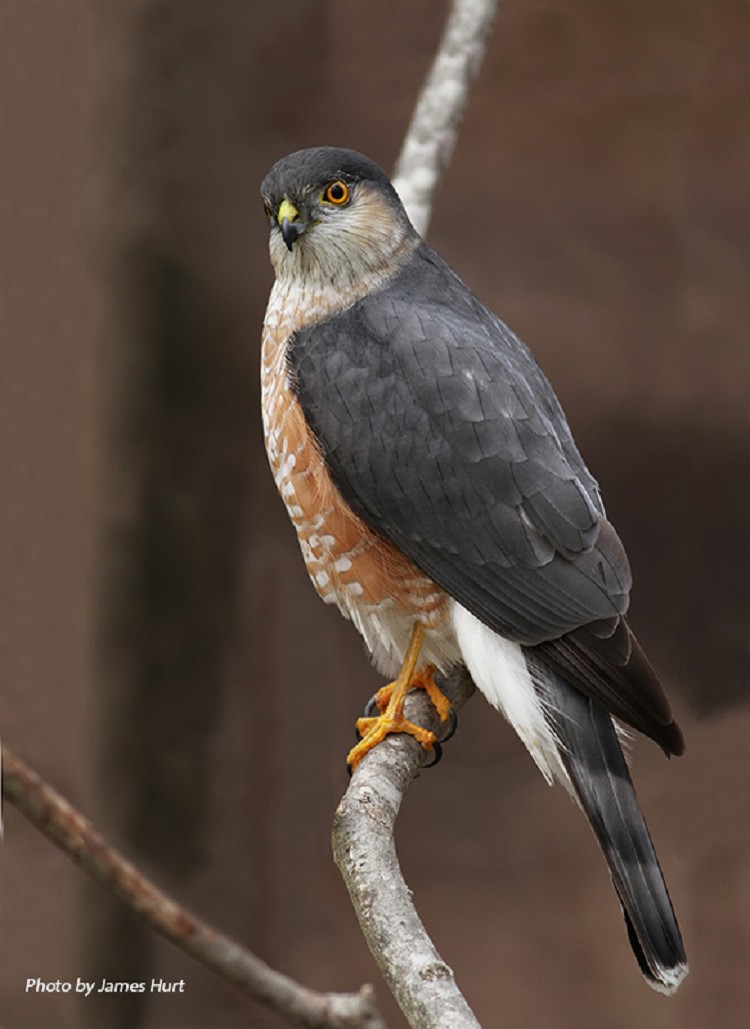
[2,1,748,1026]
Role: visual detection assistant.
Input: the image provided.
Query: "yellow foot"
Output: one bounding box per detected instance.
[368,666,451,722]
[346,627,453,770]
[348,708,436,770]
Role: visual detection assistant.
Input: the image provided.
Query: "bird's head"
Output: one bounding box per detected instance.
[261,147,417,285]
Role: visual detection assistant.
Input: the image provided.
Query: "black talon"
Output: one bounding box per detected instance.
[423,741,443,768]
[420,707,457,769]
[364,694,380,718]
[440,706,458,743]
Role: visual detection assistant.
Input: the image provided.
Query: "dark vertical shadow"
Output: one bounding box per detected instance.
[87,3,328,1026]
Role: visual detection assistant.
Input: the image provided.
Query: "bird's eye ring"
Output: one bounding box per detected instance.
[323,180,350,206]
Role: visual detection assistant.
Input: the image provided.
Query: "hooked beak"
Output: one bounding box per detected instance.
[277,198,306,251]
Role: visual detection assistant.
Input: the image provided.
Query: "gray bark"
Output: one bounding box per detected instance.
[332,671,480,1029]
[393,0,501,236]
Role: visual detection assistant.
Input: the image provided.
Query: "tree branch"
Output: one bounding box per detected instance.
[332,670,480,1029]
[392,0,501,236]
[1,746,385,1029]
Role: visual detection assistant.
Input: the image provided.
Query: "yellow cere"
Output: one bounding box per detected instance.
[277,198,299,225]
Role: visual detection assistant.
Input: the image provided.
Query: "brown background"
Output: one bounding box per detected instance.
[2,1,749,1027]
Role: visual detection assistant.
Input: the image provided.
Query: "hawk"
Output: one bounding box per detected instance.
[260,146,688,993]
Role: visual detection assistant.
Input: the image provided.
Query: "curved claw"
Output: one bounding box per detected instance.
[363,694,380,719]
[440,706,458,743]
[417,706,457,770]
[422,741,443,768]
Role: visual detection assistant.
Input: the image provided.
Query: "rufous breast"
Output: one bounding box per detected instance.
[261,277,448,632]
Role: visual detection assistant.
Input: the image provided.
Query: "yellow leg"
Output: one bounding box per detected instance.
[346,624,452,770]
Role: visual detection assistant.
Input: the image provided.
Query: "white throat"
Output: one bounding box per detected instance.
[269,190,418,299]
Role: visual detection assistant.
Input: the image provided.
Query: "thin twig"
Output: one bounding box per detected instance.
[332,670,480,1029]
[392,0,501,236]
[2,747,385,1029]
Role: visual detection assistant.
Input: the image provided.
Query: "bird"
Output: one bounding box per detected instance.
[259,146,688,994]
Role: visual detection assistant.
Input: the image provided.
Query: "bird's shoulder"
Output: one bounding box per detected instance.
[290,239,603,535]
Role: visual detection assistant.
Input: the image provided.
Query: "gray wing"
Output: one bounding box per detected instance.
[290,243,627,640]
[289,243,682,753]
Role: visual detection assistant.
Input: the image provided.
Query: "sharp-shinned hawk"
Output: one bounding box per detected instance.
[260,146,688,994]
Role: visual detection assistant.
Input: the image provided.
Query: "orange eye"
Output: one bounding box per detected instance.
[323,180,350,205]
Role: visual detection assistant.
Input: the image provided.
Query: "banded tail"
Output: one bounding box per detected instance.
[538,662,688,993]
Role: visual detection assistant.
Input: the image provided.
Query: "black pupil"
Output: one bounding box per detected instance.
[329,183,345,201]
